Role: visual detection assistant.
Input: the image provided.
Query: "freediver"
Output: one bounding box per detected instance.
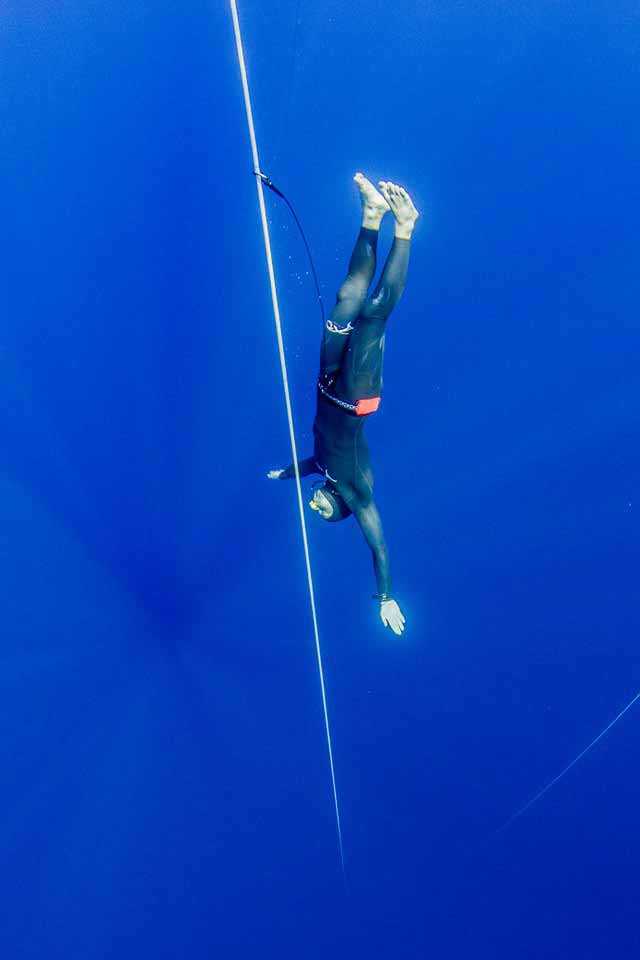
[268,174,419,636]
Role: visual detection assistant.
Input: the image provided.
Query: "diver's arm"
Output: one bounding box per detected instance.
[353,499,392,595]
[267,457,319,480]
[353,499,406,635]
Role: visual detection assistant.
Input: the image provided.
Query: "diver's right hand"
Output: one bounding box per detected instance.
[380,598,406,636]
[267,468,285,479]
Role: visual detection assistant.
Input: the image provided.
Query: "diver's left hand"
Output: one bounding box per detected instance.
[380,599,406,636]
[267,468,285,479]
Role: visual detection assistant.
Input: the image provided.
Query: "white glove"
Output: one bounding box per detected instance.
[267,469,285,479]
[380,598,406,636]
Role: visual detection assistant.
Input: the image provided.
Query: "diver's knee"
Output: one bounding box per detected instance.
[337,277,368,304]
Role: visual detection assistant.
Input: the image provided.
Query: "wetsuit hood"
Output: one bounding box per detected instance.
[318,484,352,522]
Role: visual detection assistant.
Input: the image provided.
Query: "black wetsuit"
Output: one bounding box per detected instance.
[282,227,411,596]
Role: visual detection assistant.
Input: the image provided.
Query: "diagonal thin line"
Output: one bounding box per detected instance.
[498,690,640,833]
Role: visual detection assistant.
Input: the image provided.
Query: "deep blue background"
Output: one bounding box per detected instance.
[2,1,639,956]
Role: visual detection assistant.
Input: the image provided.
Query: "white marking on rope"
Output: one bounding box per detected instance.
[229,0,345,878]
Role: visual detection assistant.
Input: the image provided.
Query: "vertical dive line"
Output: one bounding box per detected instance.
[498,689,640,833]
[228,0,346,878]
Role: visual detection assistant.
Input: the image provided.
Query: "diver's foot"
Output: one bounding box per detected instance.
[378,181,419,240]
[354,172,390,230]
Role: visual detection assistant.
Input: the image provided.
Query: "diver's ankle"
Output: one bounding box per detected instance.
[362,211,384,231]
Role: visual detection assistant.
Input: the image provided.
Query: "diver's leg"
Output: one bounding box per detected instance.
[332,173,390,315]
[335,238,410,400]
[337,181,419,400]
[319,174,389,378]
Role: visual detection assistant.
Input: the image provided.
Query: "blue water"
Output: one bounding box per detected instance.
[2,1,640,957]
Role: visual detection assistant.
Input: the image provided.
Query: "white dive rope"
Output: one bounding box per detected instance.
[229,0,345,876]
